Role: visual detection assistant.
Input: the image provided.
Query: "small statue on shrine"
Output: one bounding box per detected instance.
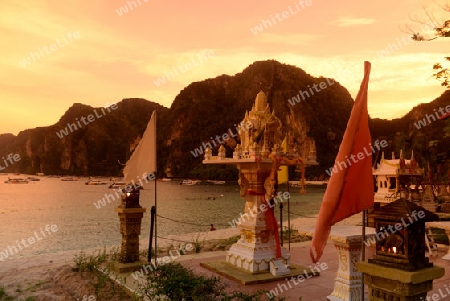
[204,147,212,160]
[218,145,226,159]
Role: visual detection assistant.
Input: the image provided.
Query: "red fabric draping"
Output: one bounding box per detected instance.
[265,197,281,258]
[310,61,374,263]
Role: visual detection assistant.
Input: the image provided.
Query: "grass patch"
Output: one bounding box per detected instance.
[203,235,241,252]
[0,286,14,301]
[15,284,22,293]
[437,213,450,221]
[281,226,310,243]
[26,281,45,293]
[72,248,133,300]
[193,235,206,253]
[431,227,449,245]
[136,261,286,300]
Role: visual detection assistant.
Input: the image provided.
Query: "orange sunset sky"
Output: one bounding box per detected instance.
[1,0,449,135]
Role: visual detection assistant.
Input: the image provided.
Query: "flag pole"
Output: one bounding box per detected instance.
[154,177,157,261]
[361,209,366,298]
[362,149,378,296]
[148,206,155,262]
[288,178,291,251]
[280,196,283,246]
[154,111,158,262]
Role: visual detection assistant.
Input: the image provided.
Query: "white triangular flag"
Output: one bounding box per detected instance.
[123,111,157,184]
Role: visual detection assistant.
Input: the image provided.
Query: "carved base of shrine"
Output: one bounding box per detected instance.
[226,240,291,274]
[356,262,445,301]
[115,207,146,263]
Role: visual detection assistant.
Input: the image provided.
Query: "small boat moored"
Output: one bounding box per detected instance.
[85,178,108,185]
[61,176,78,181]
[206,180,225,185]
[158,178,172,182]
[180,179,201,185]
[5,177,29,184]
[109,181,127,188]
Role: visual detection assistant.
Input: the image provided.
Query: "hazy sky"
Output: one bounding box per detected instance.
[1,0,449,135]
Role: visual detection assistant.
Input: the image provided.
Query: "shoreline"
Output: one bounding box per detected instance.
[0,214,364,269]
[0,215,363,300]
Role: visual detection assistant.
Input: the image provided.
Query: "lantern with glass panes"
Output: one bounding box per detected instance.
[120,185,142,208]
[367,198,438,271]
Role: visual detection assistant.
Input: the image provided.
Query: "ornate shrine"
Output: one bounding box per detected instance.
[203,90,317,274]
[373,151,423,204]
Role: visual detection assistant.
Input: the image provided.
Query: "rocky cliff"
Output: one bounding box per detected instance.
[1,60,449,180]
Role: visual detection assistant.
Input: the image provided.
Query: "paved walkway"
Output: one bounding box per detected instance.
[173,241,450,300]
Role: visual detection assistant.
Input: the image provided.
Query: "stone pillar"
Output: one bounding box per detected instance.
[328,227,376,301]
[225,162,290,274]
[115,188,146,264]
[116,207,146,263]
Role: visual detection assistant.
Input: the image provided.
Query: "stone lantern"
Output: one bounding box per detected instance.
[115,186,146,268]
[356,198,445,300]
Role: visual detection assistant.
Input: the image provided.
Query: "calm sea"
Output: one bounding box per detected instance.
[0,175,325,261]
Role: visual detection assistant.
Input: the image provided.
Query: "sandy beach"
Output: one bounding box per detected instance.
[0,250,104,300]
[0,214,367,300]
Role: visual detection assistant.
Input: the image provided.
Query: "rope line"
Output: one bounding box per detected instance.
[282,208,315,218]
[157,214,213,227]
[156,209,314,230]
[156,235,196,244]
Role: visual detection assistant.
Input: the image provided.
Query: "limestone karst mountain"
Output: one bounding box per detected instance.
[1,60,449,180]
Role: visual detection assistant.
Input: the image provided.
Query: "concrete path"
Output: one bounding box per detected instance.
[176,241,450,300]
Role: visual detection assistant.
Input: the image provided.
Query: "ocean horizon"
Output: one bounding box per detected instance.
[0,175,325,261]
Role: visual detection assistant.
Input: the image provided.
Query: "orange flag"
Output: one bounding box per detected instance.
[310,61,374,263]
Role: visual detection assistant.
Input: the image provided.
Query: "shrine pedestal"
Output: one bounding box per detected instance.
[356,262,444,300]
[327,226,376,301]
[115,207,146,264]
[224,161,290,274]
